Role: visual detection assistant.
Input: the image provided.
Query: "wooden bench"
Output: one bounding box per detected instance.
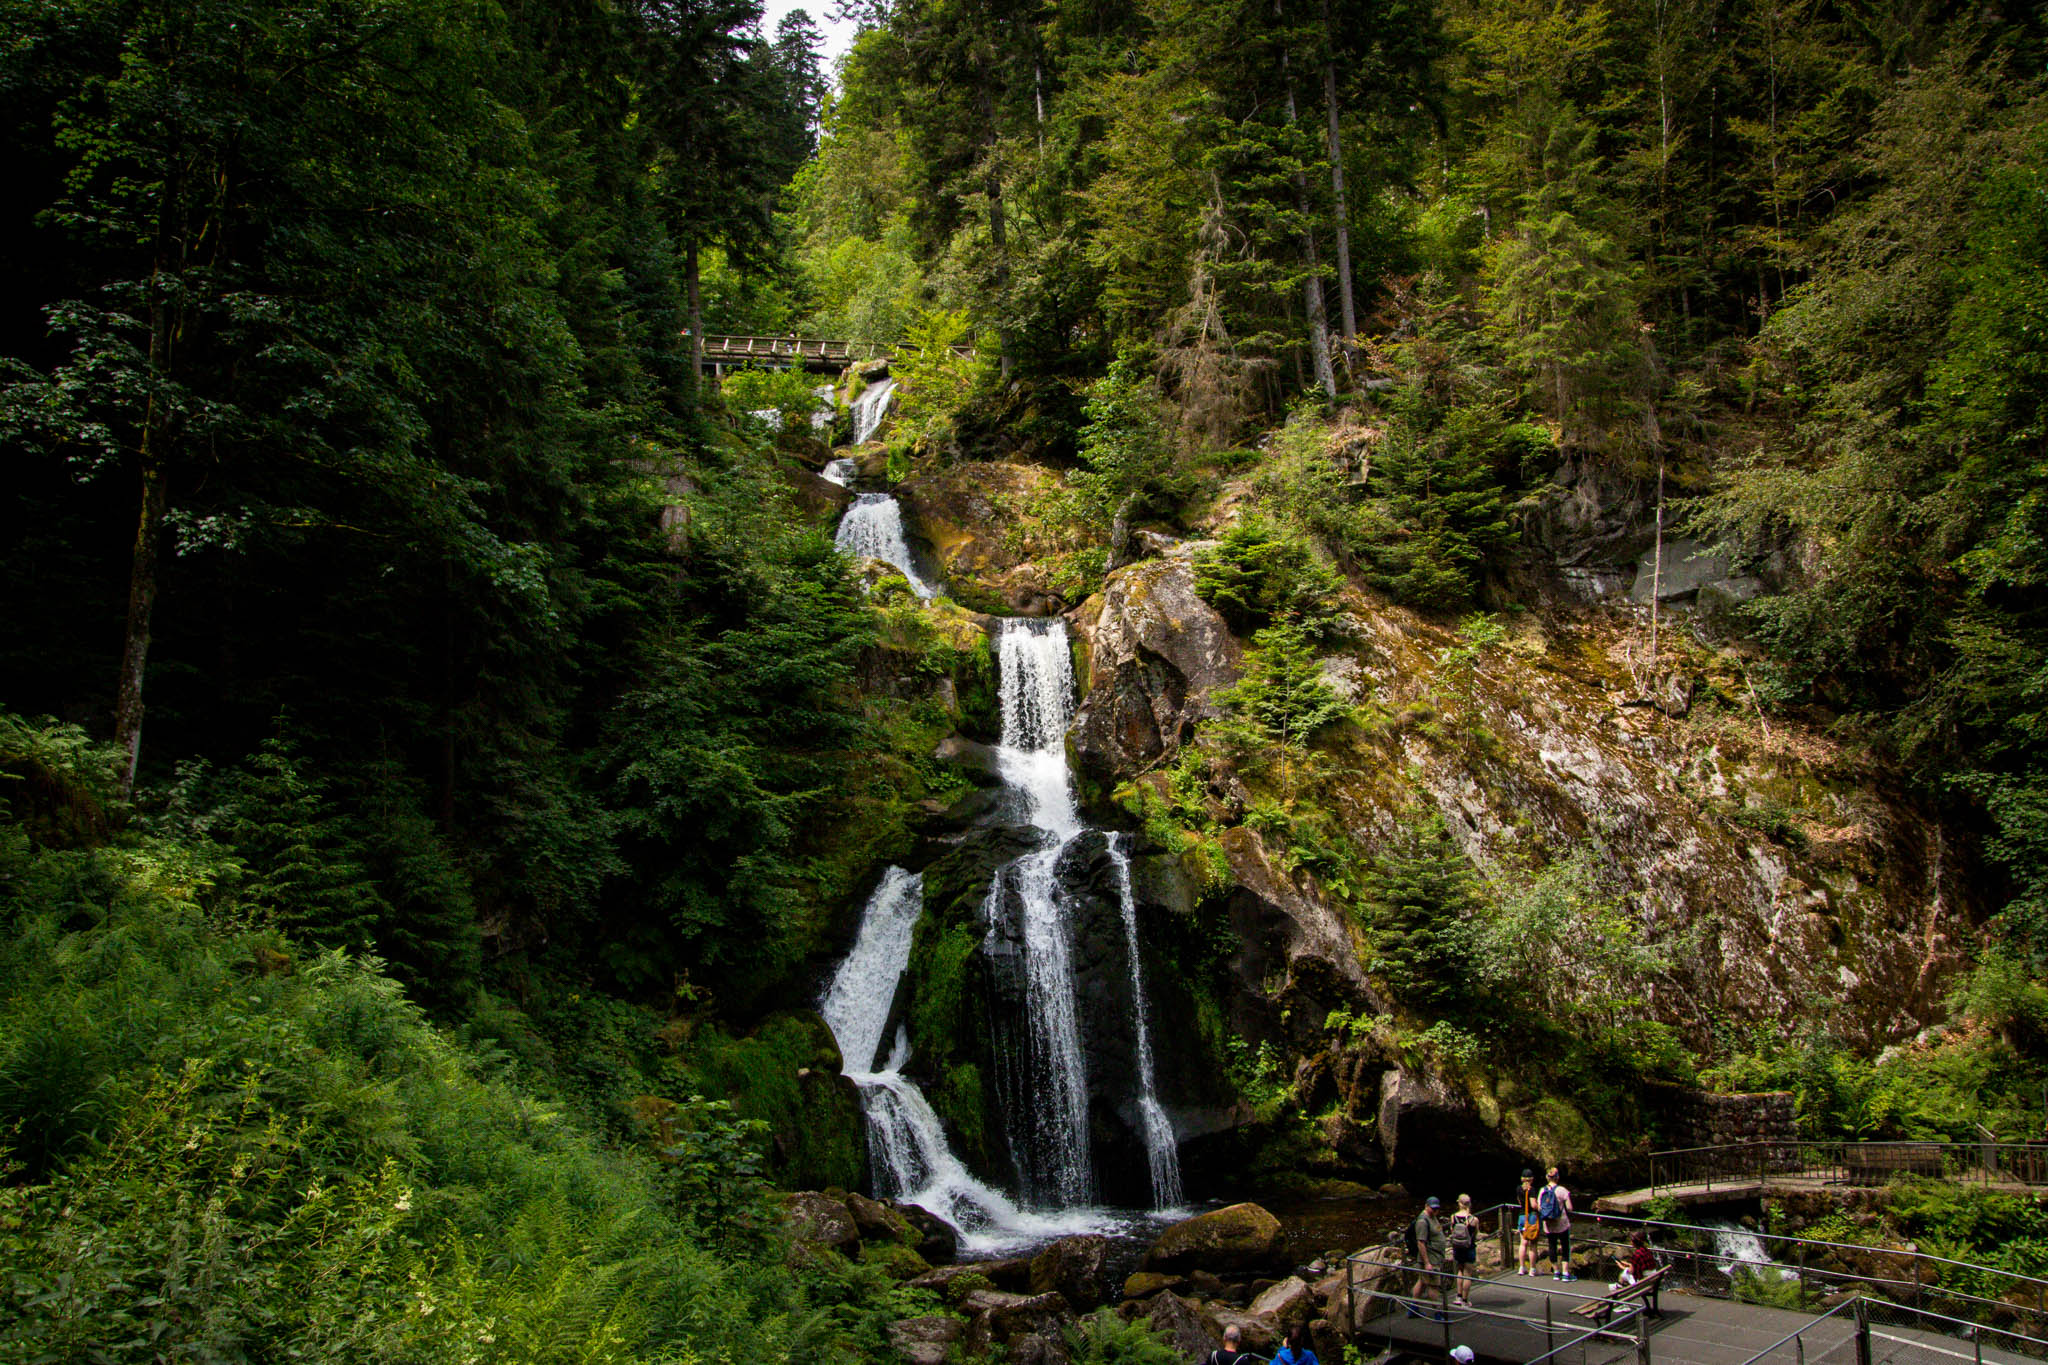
[1571,1267,1666,1325]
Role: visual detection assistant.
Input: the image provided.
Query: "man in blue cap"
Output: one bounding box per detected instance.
[1409,1195,1448,1301]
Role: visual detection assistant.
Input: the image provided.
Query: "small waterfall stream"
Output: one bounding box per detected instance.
[851,378,896,444]
[836,496,940,599]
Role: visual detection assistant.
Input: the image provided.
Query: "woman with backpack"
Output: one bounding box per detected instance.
[1539,1167,1575,1281]
[1447,1193,1482,1307]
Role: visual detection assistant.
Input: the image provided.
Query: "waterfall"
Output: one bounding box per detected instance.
[1705,1221,1800,1281]
[1109,835,1184,1208]
[820,867,1113,1253]
[852,378,896,444]
[836,494,940,599]
[821,457,857,487]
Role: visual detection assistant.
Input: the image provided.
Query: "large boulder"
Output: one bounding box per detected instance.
[1071,550,1241,787]
[1316,1246,1405,1338]
[963,1289,1075,1365]
[889,1316,967,1365]
[1030,1234,1118,1311]
[1203,1307,1278,1353]
[1145,1291,1219,1358]
[1246,1276,1315,1330]
[1142,1203,1285,1274]
[1123,1271,1188,1300]
[782,1191,860,1254]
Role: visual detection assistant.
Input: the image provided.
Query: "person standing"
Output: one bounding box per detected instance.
[1448,1193,1482,1307]
[1517,1169,1541,1276]
[1272,1322,1320,1365]
[1539,1167,1575,1281]
[1205,1323,1252,1365]
[1410,1196,1449,1302]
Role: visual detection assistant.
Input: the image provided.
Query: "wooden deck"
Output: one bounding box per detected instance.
[1363,1273,2038,1365]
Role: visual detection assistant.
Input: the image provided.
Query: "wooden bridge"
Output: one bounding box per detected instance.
[695,334,891,373]
[692,333,976,374]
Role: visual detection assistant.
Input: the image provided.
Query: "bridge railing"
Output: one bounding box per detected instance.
[1650,1141,2048,1197]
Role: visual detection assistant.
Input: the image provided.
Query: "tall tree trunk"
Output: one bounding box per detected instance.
[1320,0,1356,340]
[1277,2,1336,399]
[987,166,1013,380]
[116,456,168,795]
[685,242,704,380]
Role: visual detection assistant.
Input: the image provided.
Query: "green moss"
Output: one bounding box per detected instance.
[860,1239,932,1280]
[681,1013,866,1189]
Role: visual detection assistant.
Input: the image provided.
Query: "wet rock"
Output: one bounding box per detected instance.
[889,1316,966,1365]
[844,1191,915,1246]
[1319,1246,1404,1338]
[934,733,1005,786]
[1071,552,1241,787]
[1030,1234,1117,1311]
[784,465,853,523]
[1145,1291,1219,1357]
[894,1202,960,1264]
[782,1191,860,1253]
[1143,1202,1285,1274]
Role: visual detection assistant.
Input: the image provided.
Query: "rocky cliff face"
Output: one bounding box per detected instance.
[872,459,1976,1197]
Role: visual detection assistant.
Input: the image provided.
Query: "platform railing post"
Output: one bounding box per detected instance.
[1854,1296,1872,1365]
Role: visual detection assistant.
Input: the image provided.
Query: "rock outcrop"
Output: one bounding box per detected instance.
[1070,550,1241,789]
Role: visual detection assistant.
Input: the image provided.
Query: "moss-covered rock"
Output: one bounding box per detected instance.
[1142,1202,1285,1273]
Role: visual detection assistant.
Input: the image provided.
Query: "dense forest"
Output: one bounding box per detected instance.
[3,0,2047,1359]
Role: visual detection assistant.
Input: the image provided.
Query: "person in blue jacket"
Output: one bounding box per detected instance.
[1271,1322,1318,1365]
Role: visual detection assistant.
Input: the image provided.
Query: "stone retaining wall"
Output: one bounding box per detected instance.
[1646,1084,1797,1150]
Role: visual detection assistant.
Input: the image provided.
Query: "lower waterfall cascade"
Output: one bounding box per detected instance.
[818,607,1185,1248]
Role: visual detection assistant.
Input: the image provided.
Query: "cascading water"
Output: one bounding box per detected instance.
[819,616,1183,1247]
[1108,834,1184,1209]
[851,378,896,444]
[820,867,1110,1252]
[835,495,940,599]
[821,457,857,487]
[986,620,1092,1205]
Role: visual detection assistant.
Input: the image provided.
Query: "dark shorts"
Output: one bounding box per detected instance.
[1453,1246,1476,1265]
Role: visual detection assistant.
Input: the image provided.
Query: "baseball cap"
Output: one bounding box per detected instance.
[1426,1196,1441,1208]
[1451,1348,1475,1363]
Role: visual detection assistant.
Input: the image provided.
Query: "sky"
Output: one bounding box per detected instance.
[760,0,862,80]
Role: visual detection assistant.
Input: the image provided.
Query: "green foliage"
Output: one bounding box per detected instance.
[1214,622,1354,757]
[1192,515,1346,635]
[1359,814,1491,1017]
[1066,1308,1184,1365]
[1068,356,1192,545]
[0,822,899,1364]
[721,366,830,430]
[889,309,996,449]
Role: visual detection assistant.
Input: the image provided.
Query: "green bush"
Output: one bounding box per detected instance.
[1066,1309,1183,1365]
[1192,514,1346,635]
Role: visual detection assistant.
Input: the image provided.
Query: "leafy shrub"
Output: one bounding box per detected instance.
[722,365,829,430]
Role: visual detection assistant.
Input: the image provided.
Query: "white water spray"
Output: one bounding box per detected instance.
[851,378,896,444]
[836,495,940,599]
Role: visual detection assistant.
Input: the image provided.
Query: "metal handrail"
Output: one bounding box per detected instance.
[1575,1211,2048,1298]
